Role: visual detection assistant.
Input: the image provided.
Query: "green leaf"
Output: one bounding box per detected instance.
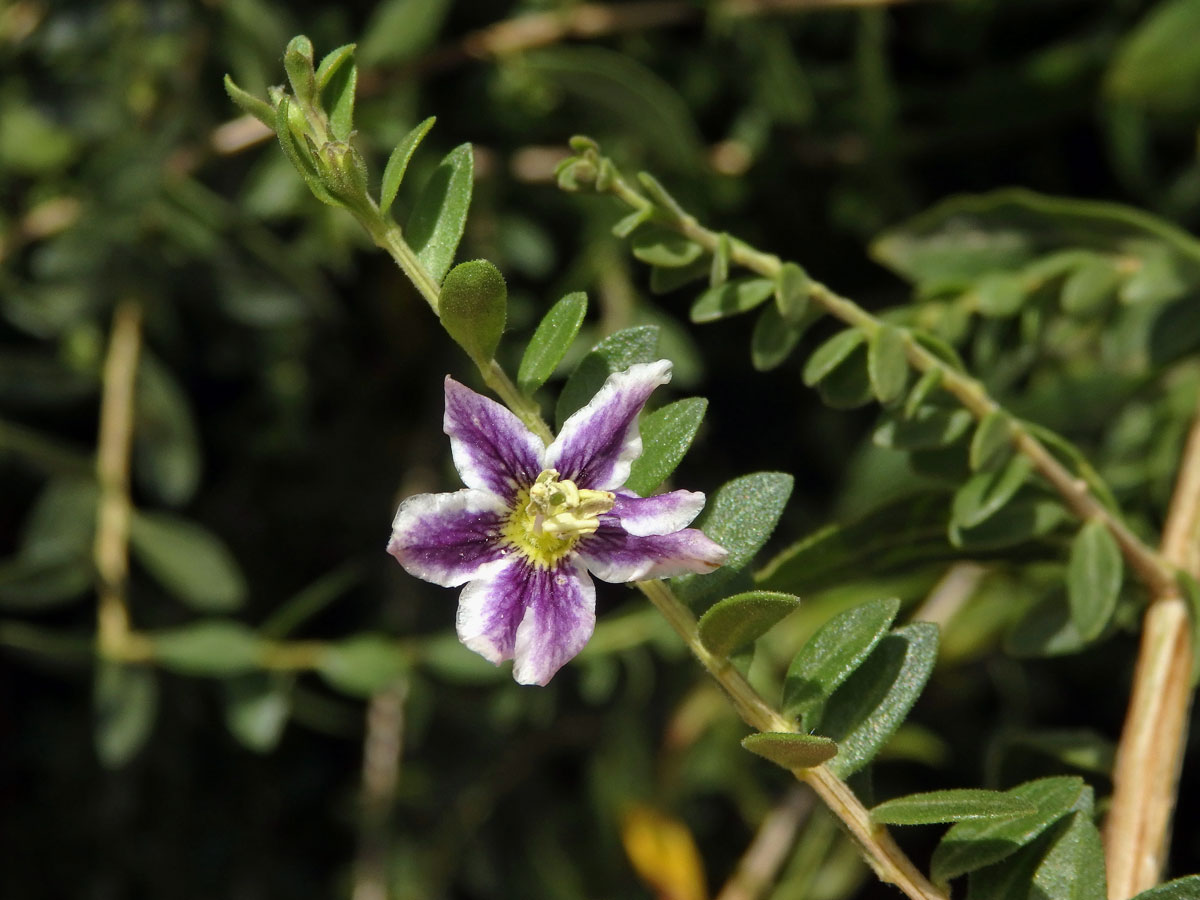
[19,476,97,564]
[697,591,800,657]
[673,472,793,606]
[152,620,261,677]
[135,354,202,506]
[555,326,659,427]
[689,278,775,323]
[874,406,973,450]
[905,368,943,418]
[224,673,291,753]
[1006,591,1090,658]
[379,116,435,217]
[1106,0,1200,117]
[631,229,704,268]
[949,498,1069,550]
[951,455,1034,529]
[612,208,653,239]
[816,345,873,410]
[872,188,1200,295]
[782,598,900,725]
[223,74,275,127]
[624,397,707,497]
[649,257,709,294]
[1061,256,1121,317]
[802,329,865,387]
[0,557,92,610]
[969,410,1013,471]
[974,272,1027,317]
[774,262,812,323]
[820,623,939,778]
[318,634,408,697]
[407,143,473,285]
[871,789,1036,825]
[1134,876,1200,900]
[867,325,909,405]
[1066,519,1124,642]
[321,53,356,141]
[710,233,731,287]
[932,776,1089,882]
[1030,810,1106,900]
[358,0,451,66]
[758,496,952,596]
[741,732,838,770]
[130,511,247,612]
[438,259,507,364]
[94,662,157,768]
[751,302,819,372]
[283,35,317,108]
[518,292,588,394]
[315,43,355,88]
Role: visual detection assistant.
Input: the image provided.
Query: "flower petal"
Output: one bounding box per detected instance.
[611,489,706,536]
[387,489,509,587]
[546,360,672,491]
[455,557,596,685]
[444,377,545,495]
[513,560,596,686]
[578,523,728,583]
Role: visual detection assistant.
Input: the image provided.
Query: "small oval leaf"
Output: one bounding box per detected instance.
[408,143,474,285]
[624,397,708,497]
[631,229,703,268]
[975,272,1027,317]
[152,620,261,677]
[802,329,865,387]
[782,597,901,725]
[379,116,435,217]
[822,622,939,778]
[129,511,247,612]
[438,259,507,364]
[969,409,1014,471]
[518,292,587,394]
[1066,518,1124,642]
[867,325,909,405]
[697,590,800,657]
[690,278,774,323]
[951,455,1034,529]
[932,776,1089,882]
[741,732,838,770]
[871,789,1037,826]
[318,634,408,697]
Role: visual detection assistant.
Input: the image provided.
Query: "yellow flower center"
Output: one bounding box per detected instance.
[502,469,615,567]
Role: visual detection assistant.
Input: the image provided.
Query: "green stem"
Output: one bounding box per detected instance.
[603,167,1177,598]
[362,211,554,444]
[636,579,946,900]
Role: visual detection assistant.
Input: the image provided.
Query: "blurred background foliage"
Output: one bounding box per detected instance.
[3,0,1200,897]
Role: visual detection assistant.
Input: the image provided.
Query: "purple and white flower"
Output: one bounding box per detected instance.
[387,360,727,685]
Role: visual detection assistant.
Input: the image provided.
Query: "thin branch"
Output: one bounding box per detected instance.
[599,165,1178,599]
[637,579,947,900]
[716,787,814,900]
[1106,400,1200,898]
[94,301,143,660]
[352,681,409,900]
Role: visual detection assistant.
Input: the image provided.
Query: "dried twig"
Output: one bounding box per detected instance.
[352,681,409,900]
[1105,401,1200,898]
[94,301,147,661]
